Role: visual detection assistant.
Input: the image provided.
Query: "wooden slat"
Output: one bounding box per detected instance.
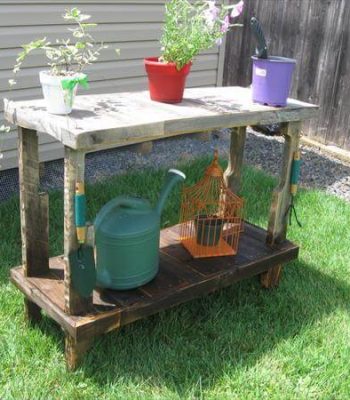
[261,121,301,288]
[267,122,301,245]
[5,87,318,152]
[63,148,93,315]
[139,252,202,298]
[10,222,299,342]
[1,72,217,170]
[65,335,94,372]
[224,126,246,194]
[28,271,65,310]
[11,264,77,338]
[24,299,42,325]
[18,128,49,277]
[101,288,148,308]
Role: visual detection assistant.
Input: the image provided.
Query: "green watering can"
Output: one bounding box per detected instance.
[94,169,186,290]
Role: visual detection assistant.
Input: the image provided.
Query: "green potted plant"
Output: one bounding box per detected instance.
[144,0,244,104]
[10,8,119,115]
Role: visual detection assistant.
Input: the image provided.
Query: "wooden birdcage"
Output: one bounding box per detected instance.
[180,151,244,258]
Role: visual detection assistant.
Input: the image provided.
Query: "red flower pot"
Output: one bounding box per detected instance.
[144,57,192,104]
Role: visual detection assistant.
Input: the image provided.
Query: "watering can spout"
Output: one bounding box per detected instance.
[155,169,186,216]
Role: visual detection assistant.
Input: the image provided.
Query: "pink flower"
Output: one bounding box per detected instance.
[204,1,219,28]
[207,0,218,13]
[231,0,244,18]
[221,15,230,33]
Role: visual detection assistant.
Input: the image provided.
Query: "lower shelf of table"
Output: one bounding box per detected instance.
[10,222,298,342]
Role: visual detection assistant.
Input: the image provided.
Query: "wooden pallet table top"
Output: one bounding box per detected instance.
[4,86,318,151]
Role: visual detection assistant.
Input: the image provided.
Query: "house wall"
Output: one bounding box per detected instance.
[0,0,226,169]
[224,0,350,151]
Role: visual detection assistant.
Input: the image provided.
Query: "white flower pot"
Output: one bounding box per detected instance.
[39,71,83,115]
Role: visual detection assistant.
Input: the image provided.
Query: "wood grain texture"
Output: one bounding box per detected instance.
[261,265,282,289]
[64,147,93,315]
[266,122,301,245]
[224,126,247,194]
[65,334,93,372]
[132,141,153,155]
[261,121,301,288]
[18,128,49,277]
[224,0,350,150]
[11,221,299,369]
[24,299,42,325]
[10,222,299,342]
[5,87,318,151]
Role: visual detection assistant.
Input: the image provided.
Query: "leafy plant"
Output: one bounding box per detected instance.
[10,8,119,85]
[160,0,244,69]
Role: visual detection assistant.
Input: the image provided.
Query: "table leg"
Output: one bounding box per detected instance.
[65,332,93,371]
[24,299,42,325]
[18,128,49,276]
[224,126,247,194]
[18,128,49,323]
[64,147,92,315]
[261,121,301,288]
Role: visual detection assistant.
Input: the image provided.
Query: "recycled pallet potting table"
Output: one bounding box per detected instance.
[5,87,318,370]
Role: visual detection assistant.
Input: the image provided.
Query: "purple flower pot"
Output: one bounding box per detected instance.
[251,56,296,107]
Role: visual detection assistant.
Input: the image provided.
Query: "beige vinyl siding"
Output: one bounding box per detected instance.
[0,1,226,170]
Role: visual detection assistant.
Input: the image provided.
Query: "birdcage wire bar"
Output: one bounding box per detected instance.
[179,152,244,258]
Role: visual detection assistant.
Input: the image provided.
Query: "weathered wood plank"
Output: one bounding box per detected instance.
[119,240,298,327]
[65,334,94,372]
[10,265,77,338]
[261,121,301,288]
[24,299,42,325]
[132,141,153,155]
[18,127,49,277]
[266,122,301,245]
[64,147,93,315]
[224,126,246,194]
[11,222,299,344]
[4,88,318,152]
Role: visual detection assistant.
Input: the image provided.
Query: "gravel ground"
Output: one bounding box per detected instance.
[0,128,349,203]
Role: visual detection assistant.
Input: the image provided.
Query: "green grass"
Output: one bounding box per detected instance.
[0,157,350,399]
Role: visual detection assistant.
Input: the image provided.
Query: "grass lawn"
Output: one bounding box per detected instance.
[0,157,349,399]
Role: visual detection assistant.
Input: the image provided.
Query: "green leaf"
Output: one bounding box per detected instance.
[81,23,97,28]
[73,30,84,38]
[75,42,86,49]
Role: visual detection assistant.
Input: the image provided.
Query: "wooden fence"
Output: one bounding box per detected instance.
[224,0,350,151]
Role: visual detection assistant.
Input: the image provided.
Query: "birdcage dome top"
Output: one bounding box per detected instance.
[205,150,223,178]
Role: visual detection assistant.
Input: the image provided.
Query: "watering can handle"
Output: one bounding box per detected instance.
[94,196,150,231]
[250,17,268,59]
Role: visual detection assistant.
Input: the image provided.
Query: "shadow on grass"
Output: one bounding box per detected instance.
[28,255,349,398]
[77,259,349,396]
